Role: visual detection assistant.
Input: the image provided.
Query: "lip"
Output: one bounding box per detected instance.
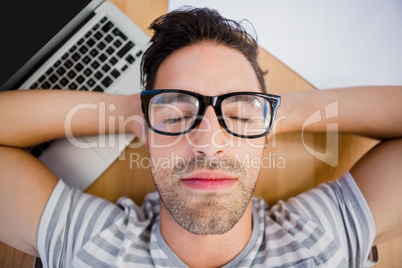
[181,171,237,191]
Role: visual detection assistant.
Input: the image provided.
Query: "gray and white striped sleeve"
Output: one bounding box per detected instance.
[283,171,377,267]
[36,179,125,268]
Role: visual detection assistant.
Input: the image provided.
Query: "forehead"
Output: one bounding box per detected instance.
[153,43,262,96]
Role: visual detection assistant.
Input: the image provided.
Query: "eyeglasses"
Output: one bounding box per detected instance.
[141,89,281,139]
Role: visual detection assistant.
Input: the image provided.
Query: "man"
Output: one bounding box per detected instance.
[0,7,401,268]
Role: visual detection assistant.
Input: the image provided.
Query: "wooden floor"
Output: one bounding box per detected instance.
[1,0,401,267]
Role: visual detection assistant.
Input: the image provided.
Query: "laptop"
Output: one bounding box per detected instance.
[0,0,150,190]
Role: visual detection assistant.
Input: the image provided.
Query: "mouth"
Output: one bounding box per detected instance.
[181,170,237,191]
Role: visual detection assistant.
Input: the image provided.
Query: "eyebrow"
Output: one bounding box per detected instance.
[158,94,195,104]
[223,95,260,103]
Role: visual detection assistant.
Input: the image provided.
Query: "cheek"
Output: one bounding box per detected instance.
[235,137,265,155]
[147,133,190,160]
[149,133,181,150]
[232,138,265,170]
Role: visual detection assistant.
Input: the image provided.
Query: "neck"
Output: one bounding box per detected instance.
[159,200,254,268]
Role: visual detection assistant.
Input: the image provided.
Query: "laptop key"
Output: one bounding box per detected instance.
[105,35,113,43]
[72,53,81,61]
[83,56,91,64]
[77,75,85,84]
[101,21,114,33]
[87,78,95,87]
[94,31,102,40]
[87,38,96,47]
[117,41,134,58]
[91,61,100,70]
[38,75,46,83]
[46,67,54,75]
[69,82,78,90]
[111,69,120,78]
[97,41,106,50]
[93,85,104,92]
[41,81,51,89]
[126,55,135,64]
[60,78,69,86]
[102,64,111,72]
[67,70,76,79]
[94,71,103,80]
[101,76,113,88]
[64,60,73,68]
[75,63,84,72]
[100,17,107,24]
[54,60,61,67]
[106,47,115,55]
[112,28,127,41]
[113,39,122,48]
[39,141,52,151]
[49,74,58,83]
[79,46,88,54]
[84,68,93,77]
[30,146,42,158]
[109,57,118,65]
[99,54,107,62]
[57,67,66,75]
[30,83,38,89]
[90,48,99,57]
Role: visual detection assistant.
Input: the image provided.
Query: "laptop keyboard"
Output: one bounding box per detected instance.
[27,16,143,158]
[29,16,143,93]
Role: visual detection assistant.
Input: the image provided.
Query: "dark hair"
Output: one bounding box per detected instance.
[140,7,267,93]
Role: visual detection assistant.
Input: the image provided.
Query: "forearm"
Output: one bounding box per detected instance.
[0,90,143,148]
[276,86,402,140]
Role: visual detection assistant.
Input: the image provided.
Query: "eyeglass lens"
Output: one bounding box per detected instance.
[149,92,199,134]
[221,95,271,136]
[148,92,272,136]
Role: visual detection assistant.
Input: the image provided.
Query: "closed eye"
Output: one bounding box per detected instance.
[164,116,194,124]
[227,116,252,123]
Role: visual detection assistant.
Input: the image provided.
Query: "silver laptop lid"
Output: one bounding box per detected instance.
[0,0,103,91]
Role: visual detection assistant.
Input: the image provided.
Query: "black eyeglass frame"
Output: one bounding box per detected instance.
[141,89,281,139]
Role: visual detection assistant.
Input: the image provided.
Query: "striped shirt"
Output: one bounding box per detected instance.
[36,172,377,267]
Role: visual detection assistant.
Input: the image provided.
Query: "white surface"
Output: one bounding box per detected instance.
[168,0,402,89]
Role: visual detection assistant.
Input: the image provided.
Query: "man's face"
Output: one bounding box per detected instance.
[147,43,266,235]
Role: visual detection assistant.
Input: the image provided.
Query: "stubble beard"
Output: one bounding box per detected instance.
[151,155,259,235]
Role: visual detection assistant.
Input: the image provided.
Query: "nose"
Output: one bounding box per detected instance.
[188,106,228,157]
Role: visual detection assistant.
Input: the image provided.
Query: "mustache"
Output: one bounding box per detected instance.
[172,156,246,178]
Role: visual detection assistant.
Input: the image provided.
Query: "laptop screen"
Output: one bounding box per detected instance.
[0,0,92,90]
